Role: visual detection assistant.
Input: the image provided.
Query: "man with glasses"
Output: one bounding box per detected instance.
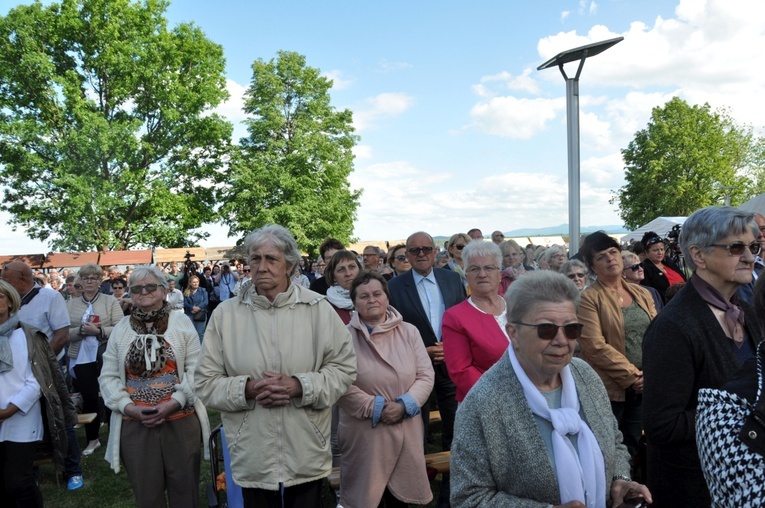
[1,261,85,490]
[388,231,466,508]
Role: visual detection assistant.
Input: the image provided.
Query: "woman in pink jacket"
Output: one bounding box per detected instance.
[442,241,511,402]
[338,271,434,508]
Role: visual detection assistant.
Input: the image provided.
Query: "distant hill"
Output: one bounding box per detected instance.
[505,224,629,237]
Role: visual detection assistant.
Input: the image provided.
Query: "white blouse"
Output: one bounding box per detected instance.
[0,327,43,443]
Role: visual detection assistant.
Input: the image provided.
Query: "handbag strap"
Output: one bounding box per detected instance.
[753,341,765,416]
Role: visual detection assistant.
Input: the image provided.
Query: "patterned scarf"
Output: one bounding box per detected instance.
[126,302,171,377]
[0,314,20,374]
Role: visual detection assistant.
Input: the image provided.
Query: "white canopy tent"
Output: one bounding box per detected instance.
[621,217,687,244]
[738,193,765,214]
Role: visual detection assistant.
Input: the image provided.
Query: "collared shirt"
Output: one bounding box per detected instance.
[17,284,71,360]
[411,269,446,341]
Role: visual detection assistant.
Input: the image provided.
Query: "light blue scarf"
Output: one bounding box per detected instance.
[0,314,21,373]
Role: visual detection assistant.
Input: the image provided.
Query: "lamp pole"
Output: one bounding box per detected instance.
[537,36,623,256]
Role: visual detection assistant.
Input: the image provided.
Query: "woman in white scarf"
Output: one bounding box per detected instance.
[324,250,361,325]
[450,271,652,508]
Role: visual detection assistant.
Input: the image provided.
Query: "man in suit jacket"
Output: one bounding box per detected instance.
[388,231,465,508]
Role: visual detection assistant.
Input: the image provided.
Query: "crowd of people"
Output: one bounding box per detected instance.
[1,208,764,507]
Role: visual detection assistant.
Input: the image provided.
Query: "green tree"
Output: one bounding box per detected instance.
[221,50,361,257]
[0,0,232,252]
[613,97,753,229]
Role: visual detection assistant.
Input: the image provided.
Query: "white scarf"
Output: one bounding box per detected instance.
[326,285,354,310]
[507,346,606,507]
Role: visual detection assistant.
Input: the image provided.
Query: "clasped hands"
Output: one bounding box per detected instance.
[124,399,181,428]
[379,400,405,425]
[245,372,303,408]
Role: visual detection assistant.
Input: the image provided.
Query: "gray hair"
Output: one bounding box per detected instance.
[463,240,502,269]
[244,224,301,272]
[679,206,757,271]
[435,251,450,263]
[559,259,587,275]
[544,244,567,264]
[504,270,581,323]
[77,262,104,279]
[621,251,640,266]
[500,239,522,257]
[128,265,170,289]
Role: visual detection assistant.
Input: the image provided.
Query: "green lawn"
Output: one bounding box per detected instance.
[40,409,443,507]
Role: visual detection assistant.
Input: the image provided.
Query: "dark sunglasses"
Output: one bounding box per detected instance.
[394,255,407,262]
[454,244,466,250]
[514,322,584,340]
[710,242,762,256]
[408,247,434,256]
[130,284,159,294]
[243,269,251,273]
[111,286,124,290]
[645,236,663,246]
[74,284,83,290]
[566,272,587,280]
[625,263,642,272]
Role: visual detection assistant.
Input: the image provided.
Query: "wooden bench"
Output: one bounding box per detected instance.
[33,413,99,487]
[328,451,451,490]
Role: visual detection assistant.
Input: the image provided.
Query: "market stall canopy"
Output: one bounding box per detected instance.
[43,251,99,269]
[621,217,686,244]
[739,193,765,214]
[0,253,45,268]
[99,249,153,266]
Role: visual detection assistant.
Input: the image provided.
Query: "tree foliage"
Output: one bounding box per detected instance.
[0,0,232,252]
[220,50,361,257]
[613,97,755,229]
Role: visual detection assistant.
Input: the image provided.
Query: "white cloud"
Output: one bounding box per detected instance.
[352,92,415,131]
[589,1,598,15]
[212,79,247,122]
[376,59,413,73]
[477,68,541,96]
[352,145,372,160]
[323,70,353,90]
[561,11,570,22]
[470,96,564,139]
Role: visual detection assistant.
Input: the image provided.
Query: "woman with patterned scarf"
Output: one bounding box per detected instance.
[99,265,210,508]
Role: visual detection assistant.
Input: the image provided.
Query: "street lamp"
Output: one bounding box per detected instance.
[537,36,623,256]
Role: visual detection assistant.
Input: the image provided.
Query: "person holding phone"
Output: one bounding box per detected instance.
[99,265,209,508]
[66,264,123,456]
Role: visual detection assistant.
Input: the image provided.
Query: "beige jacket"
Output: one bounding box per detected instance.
[578,278,657,401]
[66,293,123,359]
[99,311,210,473]
[195,282,356,490]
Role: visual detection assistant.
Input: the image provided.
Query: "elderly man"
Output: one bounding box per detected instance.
[467,228,484,241]
[1,261,84,491]
[491,230,505,244]
[99,265,119,295]
[387,231,466,508]
[196,225,356,508]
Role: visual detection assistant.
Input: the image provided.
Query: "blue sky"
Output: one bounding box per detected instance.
[2,0,764,253]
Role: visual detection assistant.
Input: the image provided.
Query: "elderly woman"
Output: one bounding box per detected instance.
[100,266,210,507]
[324,250,362,325]
[642,206,760,507]
[0,281,77,507]
[445,233,471,289]
[66,263,123,456]
[450,271,651,507]
[535,247,550,270]
[443,241,511,402]
[545,244,568,272]
[195,225,356,507]
[640,231,686,302]
[577,232,657,463]
[559,259,588,291]
[338,271,435,507]
[621,251,663,312]
[387,243,412,276]
[183,275,208,342]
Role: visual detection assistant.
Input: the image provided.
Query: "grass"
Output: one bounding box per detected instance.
[39,409,444,507]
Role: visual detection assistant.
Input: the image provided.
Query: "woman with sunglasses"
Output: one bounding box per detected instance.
[386,243,411,276]
[451,271,651,507]
[66,263,123,456]
[559,259,588,291]
[577,232,657,466]
[445,233,472,290]
[640,231,686,303]
[100,265,209,508]
[621,251,663,312]
[642,206,761,507]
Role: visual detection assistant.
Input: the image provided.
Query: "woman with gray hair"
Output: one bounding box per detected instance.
[545,244,568,272]
[195,224,356,508]
[451,271,651,507]
[100,264,210,507]
[559,259,588,291]
[66,262,123,456]
[442,241,512,402]
[643,206,761,507]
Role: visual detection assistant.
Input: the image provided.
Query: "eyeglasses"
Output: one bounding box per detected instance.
[566,272,587,280]
[74,285,83,290]
[514,322,584,340]
[112,286,124,290]
[645,236,663,246]
[362,253,378,258]
[466,265,500,275]
[394,255,407,262]
[408,247,434,256]
[80,276,101,283]
[551,254,567,260]
[130,284,159,294]
[710,242,762,256]
[243,269,251,273]
[453,244,466,250]
[625,263,642,272]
